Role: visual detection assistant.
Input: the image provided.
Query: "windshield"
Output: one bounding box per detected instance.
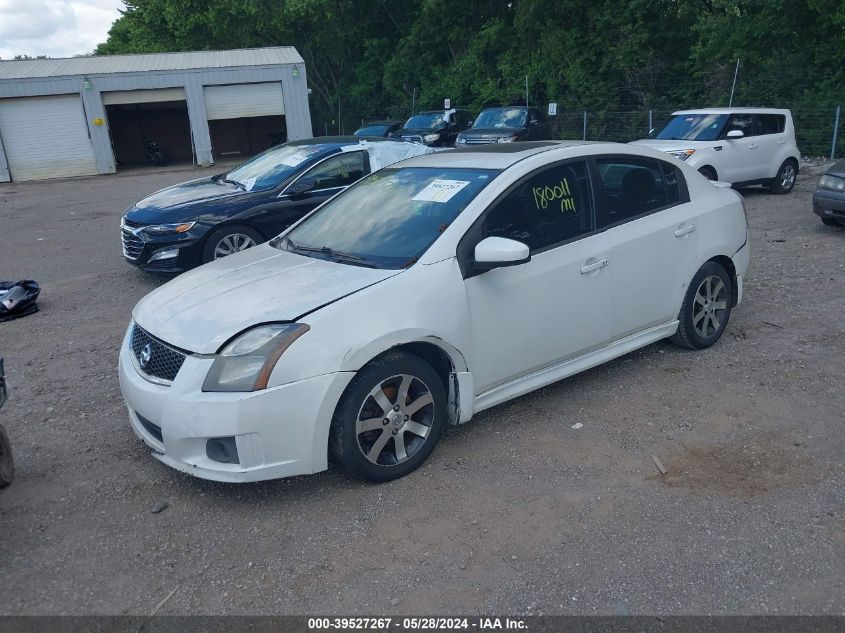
[655,114,728,141]
[276,167,498,269]
[225,144,325,191]
[355,124,390,136]
[404,113,446,130]
[473,108,527,129]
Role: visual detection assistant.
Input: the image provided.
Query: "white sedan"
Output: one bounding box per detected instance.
[119,141,750,483]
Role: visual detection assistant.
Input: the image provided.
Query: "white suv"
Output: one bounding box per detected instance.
[632,108,800,194]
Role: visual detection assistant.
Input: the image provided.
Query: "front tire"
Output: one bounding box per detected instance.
[670,262,733,350]
[821,217,841,227]
[330,351,447,482]
[201,225,263,264]
[769,159,797,194]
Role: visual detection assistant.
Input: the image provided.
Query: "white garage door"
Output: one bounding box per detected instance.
[0,94,97,181]
[102,87,186,105]
[204,83,284,120]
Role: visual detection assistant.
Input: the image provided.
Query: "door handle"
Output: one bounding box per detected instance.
[674,224,696,238]
[580,259,608,274]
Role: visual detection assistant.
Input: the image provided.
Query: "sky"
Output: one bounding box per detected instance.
[0,0,124,60]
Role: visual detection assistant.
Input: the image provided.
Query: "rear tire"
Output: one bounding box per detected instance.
[330,351,446,482]
[201,225,263,264]
[769,159,797,194]
[670,262,733,350]
[698,166,717,181]
[0,425,14,488]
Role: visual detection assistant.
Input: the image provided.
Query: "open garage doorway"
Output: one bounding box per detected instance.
[204,82,286,161]
[103,88,193,169]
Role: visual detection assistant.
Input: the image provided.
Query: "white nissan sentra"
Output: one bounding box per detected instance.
[119,141,749,483]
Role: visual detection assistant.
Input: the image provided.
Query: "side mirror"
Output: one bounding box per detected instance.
[289,180,315,194]
[726,129,744,139]
[467,119,474,127]
[473,236,531,272]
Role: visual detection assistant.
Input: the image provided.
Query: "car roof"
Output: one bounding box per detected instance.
[395,140,618,170]
[286,136,393,150]
[360,120,403,125]
[672,107,791,115]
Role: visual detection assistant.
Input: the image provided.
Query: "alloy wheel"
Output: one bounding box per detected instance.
[214,233,257,259]
[693,275,728,338]
[781,164,796,190]
[355,374,434,466]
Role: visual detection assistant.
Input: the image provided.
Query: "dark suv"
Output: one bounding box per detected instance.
[456,106,550,145]
[393,109,474,147]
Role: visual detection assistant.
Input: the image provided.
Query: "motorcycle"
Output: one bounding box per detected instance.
[0,357,13,488]
[143,141,168,167]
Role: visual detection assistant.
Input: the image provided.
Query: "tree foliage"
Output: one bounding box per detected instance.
[96,0,845,129]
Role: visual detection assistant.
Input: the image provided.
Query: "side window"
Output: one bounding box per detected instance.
[298,151,365,191]
[595,157,676,226]
[481,160,594,252]
[724,113,754,137]
[754,114,785,135]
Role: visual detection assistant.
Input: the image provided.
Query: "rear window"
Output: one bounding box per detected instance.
[755,114,786,135]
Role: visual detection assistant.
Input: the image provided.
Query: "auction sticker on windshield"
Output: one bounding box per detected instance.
[412,179,470,203]
[281,152,313,167]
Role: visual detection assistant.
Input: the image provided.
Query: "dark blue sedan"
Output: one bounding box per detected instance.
[121,136,422,273]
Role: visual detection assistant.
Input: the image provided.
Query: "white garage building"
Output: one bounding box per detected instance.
[0,47,312,182]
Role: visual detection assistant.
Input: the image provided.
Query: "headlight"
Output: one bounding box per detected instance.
[497,135,518,143]
[819,174,845,192]
[143,221,197,235]
[423,133,440,143]
[202,323,310,392]
[456,137,467,144]
[668,149,695,161]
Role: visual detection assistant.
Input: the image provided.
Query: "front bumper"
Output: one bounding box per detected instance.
[118,331,354,482]
[121,227,205,274]
[812,190,845,220]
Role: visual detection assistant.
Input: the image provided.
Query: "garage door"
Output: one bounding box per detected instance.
[204,83,284,120]
[0,94,97,181]
[102,87,186,105]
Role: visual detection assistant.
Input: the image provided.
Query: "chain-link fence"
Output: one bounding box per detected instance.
[313,106,843,160]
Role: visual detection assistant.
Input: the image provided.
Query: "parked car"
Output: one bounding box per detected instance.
[456,106,550,145]
[119,141,749,483]
[354,121,404,137]
[393,109,474,146]
[632,108,800,193]
[120,137,432,274]
[0,357,13,488]
[813,159,845,226]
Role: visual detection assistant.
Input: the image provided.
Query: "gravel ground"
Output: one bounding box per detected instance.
[0,162,842,616]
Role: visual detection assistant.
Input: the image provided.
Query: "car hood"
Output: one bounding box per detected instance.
[128,177,250,220]
[397,128,446,136]
[631,139,721,151]
[132,244,402,354]
[826,159,845,178]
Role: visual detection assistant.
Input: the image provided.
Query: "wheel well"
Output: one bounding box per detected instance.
[699,165,718,179]
[785,156,799,172]
[376,342,454,392]
[709,255,738,307]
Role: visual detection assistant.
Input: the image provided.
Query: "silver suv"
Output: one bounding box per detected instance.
[632,108,800,194]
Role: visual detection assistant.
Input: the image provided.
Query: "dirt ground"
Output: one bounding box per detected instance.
[0,161,842,616]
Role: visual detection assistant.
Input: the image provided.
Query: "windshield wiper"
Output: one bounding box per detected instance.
[285,238,377,268]
[221,177,246,190]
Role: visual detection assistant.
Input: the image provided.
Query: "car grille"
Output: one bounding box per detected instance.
[121,228,144,260]
[400,135,423,144]
[130,324,187,383]
[465,137,497,144]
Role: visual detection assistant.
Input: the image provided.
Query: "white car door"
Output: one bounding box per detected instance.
[593,156,701,340]
[752,113,787,179]
[459,159,612,393]
[718,113,758,182]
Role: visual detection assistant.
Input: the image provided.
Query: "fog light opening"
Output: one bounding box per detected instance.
[206,437,240,464]
[149,248,180,262]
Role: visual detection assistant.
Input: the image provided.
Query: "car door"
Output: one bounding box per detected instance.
[248,150,369,237]
[753,113,787,179]
[460,159,612,393]
[593,155,700,340]
[718,113,757,182]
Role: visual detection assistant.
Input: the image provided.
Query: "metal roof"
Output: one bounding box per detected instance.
[0,47,304,81]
